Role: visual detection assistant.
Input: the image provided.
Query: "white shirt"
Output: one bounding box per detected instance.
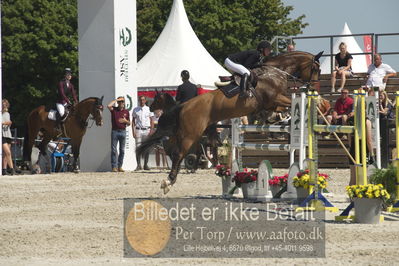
[2,112,12,138]
[132,105,154,128]
[366,63,396,88]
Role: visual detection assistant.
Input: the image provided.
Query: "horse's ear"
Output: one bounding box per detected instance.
[99,95,104,105]
[314,51,324,62]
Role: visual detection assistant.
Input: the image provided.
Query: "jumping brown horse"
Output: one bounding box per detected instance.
[23,97,104,172]
[137,51,323,193]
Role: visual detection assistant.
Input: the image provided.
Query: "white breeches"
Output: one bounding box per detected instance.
[224,58,250,76]
[56,103,67,117]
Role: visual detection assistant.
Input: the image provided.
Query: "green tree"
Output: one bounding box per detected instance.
[137,0,307,62]
[2,0,78,129]
[2,0,306,129]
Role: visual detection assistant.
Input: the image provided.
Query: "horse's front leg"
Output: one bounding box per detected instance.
[71,141,82,173]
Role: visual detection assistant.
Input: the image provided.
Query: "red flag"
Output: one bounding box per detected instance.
[363,35,373,66]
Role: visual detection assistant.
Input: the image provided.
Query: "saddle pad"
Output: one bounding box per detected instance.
[216,82,241,98]
[48,109,57,121]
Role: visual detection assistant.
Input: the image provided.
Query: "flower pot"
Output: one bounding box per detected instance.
[270,185,282,198]
[354,198,383,224]
[241,182,256,199]
[221,175,235,198]
[296,187,310,202]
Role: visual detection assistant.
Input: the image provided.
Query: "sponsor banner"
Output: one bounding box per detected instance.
[363,35,373,66]
[115,0,137,170]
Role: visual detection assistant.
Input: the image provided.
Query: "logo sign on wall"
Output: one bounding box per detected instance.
[290,97,308,149]
[366,96,377,148]
[119,27,132,83]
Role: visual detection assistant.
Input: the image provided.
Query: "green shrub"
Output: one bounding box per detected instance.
[369,164,397,204]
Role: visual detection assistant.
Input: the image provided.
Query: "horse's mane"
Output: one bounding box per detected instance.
[266,51,313,65]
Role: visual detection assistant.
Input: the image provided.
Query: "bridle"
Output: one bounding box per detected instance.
[308,57,321,83]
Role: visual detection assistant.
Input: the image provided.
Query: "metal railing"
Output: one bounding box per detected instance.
[271,32,399,74]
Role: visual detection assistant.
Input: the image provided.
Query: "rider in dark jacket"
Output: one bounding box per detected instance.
[56,68,78,126]
[224,41,273,97]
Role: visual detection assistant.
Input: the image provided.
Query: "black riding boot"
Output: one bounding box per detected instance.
[239,73,249,98]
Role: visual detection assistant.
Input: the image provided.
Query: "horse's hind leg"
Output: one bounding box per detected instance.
[161,136,197,194]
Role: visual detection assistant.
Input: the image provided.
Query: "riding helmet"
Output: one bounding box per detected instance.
[65,68,72,75]
[257,40,271,51]
[181,70,190,80]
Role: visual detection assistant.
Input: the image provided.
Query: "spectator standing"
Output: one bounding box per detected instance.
[287,43,295,52]
[132,96,154,171]
[366,53,396,91]
[176,70,198,104]
[108,96,131,172]
[2,99,15,175]
[56,68,78,129]
[331,42,353,92]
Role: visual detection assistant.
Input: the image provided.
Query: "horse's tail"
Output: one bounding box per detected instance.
[136,105,182,157]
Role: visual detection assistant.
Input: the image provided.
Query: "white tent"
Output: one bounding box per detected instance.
[137,0,230,89]
[320,23,368,74]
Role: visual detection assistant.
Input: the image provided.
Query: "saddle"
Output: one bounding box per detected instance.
[215,71,258,98]
[47,104,72,121]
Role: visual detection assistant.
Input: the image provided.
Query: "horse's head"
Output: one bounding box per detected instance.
[150,90,164,112]
[93,96,104,126]
[150,90,176,112]
[265,51,323,87]
[298,51,323,87]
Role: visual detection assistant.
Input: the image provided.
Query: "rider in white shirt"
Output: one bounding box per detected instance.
[366,53,396,90]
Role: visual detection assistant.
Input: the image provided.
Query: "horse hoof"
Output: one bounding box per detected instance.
[161,179,170,189]
[163,185,171,194]
[74,169,80,174]
[161,180,172,194]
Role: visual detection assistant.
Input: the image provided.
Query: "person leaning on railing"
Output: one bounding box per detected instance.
[365,53,396,91]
